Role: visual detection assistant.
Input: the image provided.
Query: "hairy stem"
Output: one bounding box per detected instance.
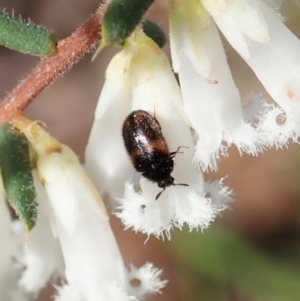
[0,3,109,123]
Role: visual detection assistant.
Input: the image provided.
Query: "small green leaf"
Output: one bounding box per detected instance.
[0,10,57,56]
[142,20,167,48]
[0,123,37,231]
[102,0,155,47]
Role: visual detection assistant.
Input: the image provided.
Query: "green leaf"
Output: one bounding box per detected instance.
[0,10,57,56]
[142,20,167,48]
[102,0,155,47]
[172,225,300,301]
[0,123,37,231]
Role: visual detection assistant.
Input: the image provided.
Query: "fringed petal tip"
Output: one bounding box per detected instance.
[193,125,262,172]
[242,91,266,124]
[224,122,262,157]
[115,182,171,239]
[204,178,234,211]
[257,103,300,148]
[55,262,167,301]
[116,180,232,238]
[127,263,168,298]
[193,143,227,172]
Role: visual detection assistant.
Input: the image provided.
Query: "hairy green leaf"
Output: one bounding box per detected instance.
[0,123,37,231]
[0,10,57,56]
[102,0,155,46]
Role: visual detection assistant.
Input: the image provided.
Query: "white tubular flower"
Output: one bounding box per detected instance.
[201,0,300,147]
[169,0,259,170]
[14,118,166,301]
[0,179,28,301]
[86,30,232,238]
[37,145,127,301]
[19,172,64,295]
[39,147,165,301]
[85,50,133,199]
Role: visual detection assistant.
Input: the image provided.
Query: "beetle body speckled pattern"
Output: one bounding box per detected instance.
[122,110,188,199]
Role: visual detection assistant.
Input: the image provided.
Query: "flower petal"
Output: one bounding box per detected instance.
[38,146,108,234]
[85,51,134,199]
[19,173,64,294]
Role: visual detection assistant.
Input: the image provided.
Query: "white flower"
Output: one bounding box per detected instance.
[86,30,232,237]
[12,118,167,301]
[167,0,300,165]
[37,145,126,300]
[18,172,64,295]
[0,179,28,301]
[85,49,134,200]
[127,263,168,299]
[39,147,166,301]
[199,0,300,147]
[168,0,261,171]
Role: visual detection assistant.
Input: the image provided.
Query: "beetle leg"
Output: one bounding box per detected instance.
[173,183,189,187]
[155,188,165,200]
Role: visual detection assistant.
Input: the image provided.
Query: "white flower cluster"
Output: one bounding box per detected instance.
[169,0,300,164]
[86,31,233,238]
[86,0,300,237]
[0,122,166,301]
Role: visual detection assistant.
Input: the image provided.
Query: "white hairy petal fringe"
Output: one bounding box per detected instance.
[203,178,233,211]
[19,173,64,294]
[205,0,300,146]
[173,190,217,230]
[116,181,173,238]
[85,52,133,199]
[242,92,266,124]
[127,263,168,299]
[117,178,232,238]
[257,103,300,148]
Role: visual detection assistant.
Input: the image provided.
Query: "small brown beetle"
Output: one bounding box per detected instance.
[122,110,188,200]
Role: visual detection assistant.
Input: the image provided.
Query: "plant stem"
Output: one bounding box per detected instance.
[0,3,109,123]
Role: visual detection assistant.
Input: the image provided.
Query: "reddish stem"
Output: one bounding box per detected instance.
[0,3,108,123]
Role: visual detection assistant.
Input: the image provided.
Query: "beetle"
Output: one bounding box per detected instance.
[122,110,188,200]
